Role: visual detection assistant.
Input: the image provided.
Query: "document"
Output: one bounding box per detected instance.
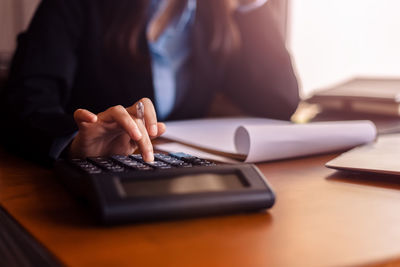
[157,117,377,163]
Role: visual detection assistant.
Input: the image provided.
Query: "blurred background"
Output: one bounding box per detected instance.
[1,0,400,98]
[0,0,39,58]
[289,0,400,98]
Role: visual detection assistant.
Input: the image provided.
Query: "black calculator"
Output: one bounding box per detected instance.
[55,152,275,224]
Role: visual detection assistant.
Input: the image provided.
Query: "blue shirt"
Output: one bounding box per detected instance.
[148,0,269,120]
[148,0,197,120]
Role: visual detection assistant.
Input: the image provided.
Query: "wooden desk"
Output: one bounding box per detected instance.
[2,149,400,267]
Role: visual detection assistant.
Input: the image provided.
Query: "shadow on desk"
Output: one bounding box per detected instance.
[326,170,400,191]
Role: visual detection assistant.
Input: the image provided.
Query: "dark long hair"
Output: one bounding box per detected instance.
[101,0,241,61]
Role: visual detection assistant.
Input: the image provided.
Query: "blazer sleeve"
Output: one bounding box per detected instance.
[222,2,300,120]
[2,0,83,164]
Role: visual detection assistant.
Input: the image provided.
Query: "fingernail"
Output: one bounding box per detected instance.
[91,115,98,123]
[150,124,158,136]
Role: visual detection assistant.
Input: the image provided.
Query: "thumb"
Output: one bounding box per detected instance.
[73,109,97,126]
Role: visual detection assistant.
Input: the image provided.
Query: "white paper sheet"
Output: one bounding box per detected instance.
[162,117,288,155]
[161,118,377,163]
[234,121,377,162]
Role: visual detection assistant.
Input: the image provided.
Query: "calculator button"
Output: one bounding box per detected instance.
[144,160,173,170]
[129,154,143,161]
[155,154,192,168]
[174,162,192,168]
[88,157,125,172]
[137,165,154,171]
[70,159,103,174]
[196,159,216,166]
[86,168,103,174]
[168,152,197,161]
[129,154,174,170]
[112,155,153,171]
[169,153,216,166]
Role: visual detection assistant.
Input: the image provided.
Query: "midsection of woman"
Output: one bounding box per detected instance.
[1,0,299,165]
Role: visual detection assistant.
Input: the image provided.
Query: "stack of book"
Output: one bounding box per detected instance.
[307,77,400,117]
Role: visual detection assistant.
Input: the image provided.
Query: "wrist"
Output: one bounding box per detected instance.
[68,135,83,159]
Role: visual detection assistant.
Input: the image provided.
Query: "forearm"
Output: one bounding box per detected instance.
[4,76,77,164]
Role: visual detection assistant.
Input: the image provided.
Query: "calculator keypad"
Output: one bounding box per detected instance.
[169,152,216,166]
[112,155,153,171]
[70,159,103,174]
[154,154,192,168]
[71,153,217,174]
[144,160,173,169]
[88,157,125,172]
[129,154,172,170]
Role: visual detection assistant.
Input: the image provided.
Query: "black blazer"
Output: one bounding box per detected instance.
[2,0,299,164]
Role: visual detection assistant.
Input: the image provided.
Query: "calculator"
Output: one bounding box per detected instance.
[55,152,275,224]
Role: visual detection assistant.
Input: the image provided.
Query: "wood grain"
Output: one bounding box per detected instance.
[2,149,400,267]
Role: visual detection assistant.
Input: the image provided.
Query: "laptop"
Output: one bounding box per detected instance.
[326,134,400,176]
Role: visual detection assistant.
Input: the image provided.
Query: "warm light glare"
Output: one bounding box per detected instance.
[288,0,400,97]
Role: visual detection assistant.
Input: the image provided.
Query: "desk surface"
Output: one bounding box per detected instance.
[1,150,400,267]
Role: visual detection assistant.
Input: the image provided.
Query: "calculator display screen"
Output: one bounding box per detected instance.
[119,173,247,197]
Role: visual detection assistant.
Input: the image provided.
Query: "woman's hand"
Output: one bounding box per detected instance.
[69,98,166,162]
